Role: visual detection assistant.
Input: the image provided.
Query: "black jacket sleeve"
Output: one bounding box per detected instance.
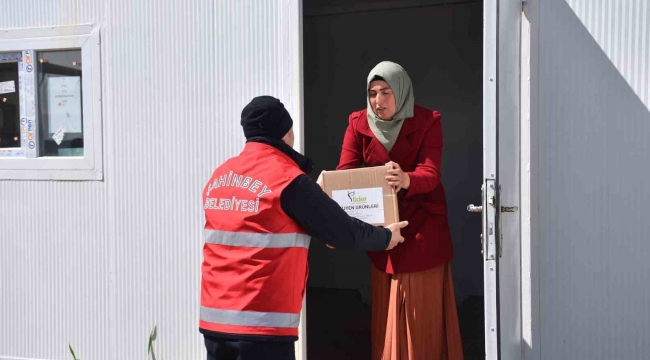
[280,175,391,250]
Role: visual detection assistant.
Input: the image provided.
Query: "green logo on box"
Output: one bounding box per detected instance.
[347,191,367,203]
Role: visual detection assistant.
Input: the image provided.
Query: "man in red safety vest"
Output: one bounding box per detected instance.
[200,96,408,360]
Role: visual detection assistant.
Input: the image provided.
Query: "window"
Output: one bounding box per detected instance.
[38,50,85,157]
[0,53,21,151]
[0,25,102,180]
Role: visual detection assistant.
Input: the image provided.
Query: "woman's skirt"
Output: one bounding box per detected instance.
[371,263,464,360]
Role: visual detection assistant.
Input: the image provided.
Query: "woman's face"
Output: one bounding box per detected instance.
[368,80,397,120]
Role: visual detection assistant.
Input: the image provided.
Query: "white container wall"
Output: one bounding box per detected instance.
[528,0,650,359]
[3,0,650,359]
[0,1,302,359]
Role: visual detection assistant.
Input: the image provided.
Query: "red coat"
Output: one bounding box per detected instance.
[337,105,453,274]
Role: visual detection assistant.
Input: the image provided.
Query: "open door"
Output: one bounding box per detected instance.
[469,0,522,358]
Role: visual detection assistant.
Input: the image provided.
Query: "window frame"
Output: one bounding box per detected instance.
[0,24,103,181]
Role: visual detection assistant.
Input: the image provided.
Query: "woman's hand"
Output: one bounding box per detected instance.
[385,161,410,192]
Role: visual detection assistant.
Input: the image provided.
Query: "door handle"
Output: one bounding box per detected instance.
[467,205,519,213]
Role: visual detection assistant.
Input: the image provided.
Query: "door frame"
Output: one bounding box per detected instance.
[483,0,524,359]
[296,0,307,358]
[296,0,526,359]
[482,0,500,357]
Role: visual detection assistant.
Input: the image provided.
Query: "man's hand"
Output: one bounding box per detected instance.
[385,221,409,250]
[326,220,408,250]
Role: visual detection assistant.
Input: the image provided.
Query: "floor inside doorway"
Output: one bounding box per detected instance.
[307,287,485,360]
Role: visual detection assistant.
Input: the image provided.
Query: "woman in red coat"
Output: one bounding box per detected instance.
[336,61,464,360]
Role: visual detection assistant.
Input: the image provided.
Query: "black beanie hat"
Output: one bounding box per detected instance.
[240,96,293,140]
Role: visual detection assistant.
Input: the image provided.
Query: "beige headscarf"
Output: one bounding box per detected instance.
[366,61,415,152]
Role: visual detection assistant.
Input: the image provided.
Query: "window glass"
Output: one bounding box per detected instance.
[37,50,83,157]
[0,55,20,149]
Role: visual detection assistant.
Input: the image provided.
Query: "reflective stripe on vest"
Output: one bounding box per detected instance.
[200,306,301,328]
[204,229,310,249]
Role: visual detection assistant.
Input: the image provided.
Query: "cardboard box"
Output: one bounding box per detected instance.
[321,165,400,226]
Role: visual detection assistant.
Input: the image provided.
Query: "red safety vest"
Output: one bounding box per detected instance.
[199,142,310,337]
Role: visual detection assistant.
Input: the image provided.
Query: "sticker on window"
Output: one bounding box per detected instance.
[0,81,15,94]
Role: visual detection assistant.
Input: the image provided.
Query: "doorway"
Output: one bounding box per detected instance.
[303,0,485,359]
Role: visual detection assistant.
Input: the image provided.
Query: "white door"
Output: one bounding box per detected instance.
[470,0,522,358]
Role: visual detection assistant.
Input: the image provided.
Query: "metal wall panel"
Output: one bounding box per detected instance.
[0,0,302,359]
[0,181,111,359]
[0,3,108,359]
[0,0,104,28]
[536,0,650,359]
[566,0,650,110]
